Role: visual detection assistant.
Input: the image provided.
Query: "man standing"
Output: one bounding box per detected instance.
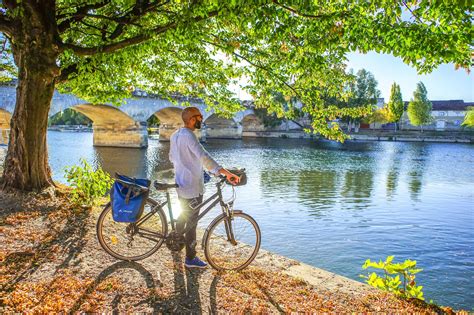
[169,107,240,268]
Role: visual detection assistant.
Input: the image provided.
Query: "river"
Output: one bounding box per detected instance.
[1,131,473,309]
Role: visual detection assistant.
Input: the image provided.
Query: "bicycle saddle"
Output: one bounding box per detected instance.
[153,181,179,191]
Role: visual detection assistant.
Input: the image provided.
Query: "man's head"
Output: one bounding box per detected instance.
[182,107,203,130]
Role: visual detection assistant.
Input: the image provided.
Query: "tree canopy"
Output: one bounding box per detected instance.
[1,0,471,139]
[0,1,472,190]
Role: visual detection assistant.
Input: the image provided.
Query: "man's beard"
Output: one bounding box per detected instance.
[194,120,202,129]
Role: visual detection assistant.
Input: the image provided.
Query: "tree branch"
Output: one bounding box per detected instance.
[56,63,79,83]
[0,15,14,36]
[60,21,174,55]
[109,0,170,40]
[58,10,218,56]
[401,0,423,23]
[2,0,18,10]
[202,39,302,99]
[57,0,111,33]
[272,0,348,19]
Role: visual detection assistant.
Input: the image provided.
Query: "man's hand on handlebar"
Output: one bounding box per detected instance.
[218,168,241,185]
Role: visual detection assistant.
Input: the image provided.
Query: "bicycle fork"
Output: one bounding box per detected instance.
[224,216,238,246]
[201,209,243,249]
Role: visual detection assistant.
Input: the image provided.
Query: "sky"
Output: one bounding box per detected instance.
[346,52,473,102]
[233,51,473,103]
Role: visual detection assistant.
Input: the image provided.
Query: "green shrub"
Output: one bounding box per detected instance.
[65,158,113,206]
[361,256,424,300]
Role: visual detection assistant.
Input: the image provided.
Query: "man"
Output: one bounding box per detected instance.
[169,107,240,268]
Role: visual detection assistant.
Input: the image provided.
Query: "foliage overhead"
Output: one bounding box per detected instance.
[407,82,432,127]
[0,0,472,141]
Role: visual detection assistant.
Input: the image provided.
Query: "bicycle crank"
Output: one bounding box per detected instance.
[165,231,185,251]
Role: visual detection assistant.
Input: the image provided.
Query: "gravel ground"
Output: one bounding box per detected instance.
[0,189,463,313]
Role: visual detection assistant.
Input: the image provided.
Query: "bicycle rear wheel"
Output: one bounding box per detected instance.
[204,211,261,271]
[97,199,168,261]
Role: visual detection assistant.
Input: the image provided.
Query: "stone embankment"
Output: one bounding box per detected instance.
[348,130,473,143]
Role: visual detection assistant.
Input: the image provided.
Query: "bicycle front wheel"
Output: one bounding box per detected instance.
[97,199,168,261]
[204,211,261,271]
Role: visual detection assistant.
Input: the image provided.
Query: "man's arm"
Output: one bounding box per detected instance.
[187,134,240,185]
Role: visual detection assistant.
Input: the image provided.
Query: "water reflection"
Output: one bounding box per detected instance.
[94,146,148,178]
[297,170,338,212]
[385,147,404,200]
[260,169,297,197]
[340,170,374,209]
[407,144,431,201]
[145,142,173,178]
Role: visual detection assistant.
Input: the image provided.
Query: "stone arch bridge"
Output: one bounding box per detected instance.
[0,83,295,147]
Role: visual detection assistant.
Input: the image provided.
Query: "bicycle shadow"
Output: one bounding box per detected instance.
[68,260,158,313]
[166,251,204,314]
[67,255,205,313]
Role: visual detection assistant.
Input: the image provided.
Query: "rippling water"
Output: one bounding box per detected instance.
[2,131,473,309]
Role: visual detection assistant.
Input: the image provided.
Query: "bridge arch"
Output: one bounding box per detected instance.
[241,114,265,133]
[204,114,241,139]
[150,107,208,141]
[72,104,147,147]
[152,107,183,141]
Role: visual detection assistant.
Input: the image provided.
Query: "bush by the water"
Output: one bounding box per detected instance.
[65,159,113,206]
[361,256,424,300]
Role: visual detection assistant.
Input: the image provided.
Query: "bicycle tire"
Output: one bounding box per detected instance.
[97,198,168,261]
[203,211,261,271]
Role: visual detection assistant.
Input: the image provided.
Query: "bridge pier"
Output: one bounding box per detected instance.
[0,109,11,145]
[158,123,206,142]
[93,122,148,148]
[206,124,242,139]
[0,129,9,145]
[158,123,183,141]
[204,114,242,139]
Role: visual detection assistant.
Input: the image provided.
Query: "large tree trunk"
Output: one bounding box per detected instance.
[1,1,59,191]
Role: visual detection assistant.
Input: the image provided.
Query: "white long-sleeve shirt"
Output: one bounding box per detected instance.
[169,128,221,199]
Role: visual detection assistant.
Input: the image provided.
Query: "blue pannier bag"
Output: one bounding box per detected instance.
[110,174,151,222]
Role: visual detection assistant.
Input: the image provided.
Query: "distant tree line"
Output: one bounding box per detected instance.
[337,69,435,132]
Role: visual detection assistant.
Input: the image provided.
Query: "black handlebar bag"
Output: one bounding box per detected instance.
[226,169,247,186]
[110,174,151,222]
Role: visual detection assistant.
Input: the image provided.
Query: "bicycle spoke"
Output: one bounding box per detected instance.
[97,201,167,261]
[205,213,260,271]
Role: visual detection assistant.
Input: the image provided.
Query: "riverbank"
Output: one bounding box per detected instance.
[347,130,473,143]
[0,188,466,313]
[48,126,92,132]
[244,129,473,143]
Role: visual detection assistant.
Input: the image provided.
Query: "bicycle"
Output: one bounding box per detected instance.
[96,172,261,271]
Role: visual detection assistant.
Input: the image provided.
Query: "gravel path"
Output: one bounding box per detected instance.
[0,190,459,313]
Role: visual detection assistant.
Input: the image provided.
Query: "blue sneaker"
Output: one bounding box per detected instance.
[185,257,208,269]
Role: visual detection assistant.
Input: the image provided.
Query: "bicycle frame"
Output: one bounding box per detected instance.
[134,178,231,239]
